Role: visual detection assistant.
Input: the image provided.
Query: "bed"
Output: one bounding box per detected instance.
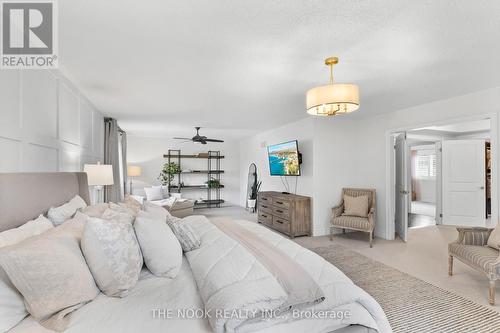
[0,172,391,333]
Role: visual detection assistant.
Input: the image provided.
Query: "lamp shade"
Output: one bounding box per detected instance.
[306,83,359,116]
[83,163,114,186]
[127,165,142,177]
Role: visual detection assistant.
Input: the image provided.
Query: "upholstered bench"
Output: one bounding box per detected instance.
[448,227,499,305]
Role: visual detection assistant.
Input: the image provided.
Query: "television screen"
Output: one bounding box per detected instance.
[267,140,301,176]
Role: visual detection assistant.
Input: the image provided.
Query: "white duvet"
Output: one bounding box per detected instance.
[8,217,391,333]
[185,217,391,333]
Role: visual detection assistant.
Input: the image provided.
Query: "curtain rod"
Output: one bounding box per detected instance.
[104,117,125,133]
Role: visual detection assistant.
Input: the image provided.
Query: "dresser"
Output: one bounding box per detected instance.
[257,191,311,238]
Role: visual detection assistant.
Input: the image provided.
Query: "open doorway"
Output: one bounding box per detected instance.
[389,117,495,241]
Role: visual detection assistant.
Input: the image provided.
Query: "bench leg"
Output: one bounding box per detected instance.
[369,231,373,248]
[490,280,496,306]
[330,226,333,241]
[342,229,346,234]
[448,255,453,276]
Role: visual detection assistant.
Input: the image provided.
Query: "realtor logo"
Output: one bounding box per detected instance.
[1,0,58,69]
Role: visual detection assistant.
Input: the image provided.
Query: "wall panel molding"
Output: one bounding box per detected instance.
[0,69,104,174]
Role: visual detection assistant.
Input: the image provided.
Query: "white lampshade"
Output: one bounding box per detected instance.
[306,83,359,116]
[84,163,114,186]
[127,165,142,177]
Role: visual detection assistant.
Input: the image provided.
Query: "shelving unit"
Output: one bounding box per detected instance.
[164,150,224,208]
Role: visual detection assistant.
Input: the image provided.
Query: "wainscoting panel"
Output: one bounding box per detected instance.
[22,70,58,139]
[0,137,21,172]
[24,143,58,172]
[59,82,80,145]
[0,69,104,174]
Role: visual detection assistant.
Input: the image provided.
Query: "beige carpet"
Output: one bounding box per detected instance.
[311,244,500,333]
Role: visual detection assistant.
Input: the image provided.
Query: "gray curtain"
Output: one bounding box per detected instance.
[104,118,122,203]
[121,131,128,197]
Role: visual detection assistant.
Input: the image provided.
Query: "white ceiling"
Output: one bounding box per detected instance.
[59,0,500,139]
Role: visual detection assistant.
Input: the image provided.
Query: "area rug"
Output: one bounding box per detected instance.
[311,244,500,333]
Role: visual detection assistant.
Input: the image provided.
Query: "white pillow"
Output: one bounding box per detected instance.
[0,215,53,248]
[134,211,182,278]
[81,217,143,297]
[0,215,54,332]
[101,207,135,225]
[144,187,163,201]
[144,201,169,221]
[0,224,99,331]
[81,203,109,218]
[47,195,87,226]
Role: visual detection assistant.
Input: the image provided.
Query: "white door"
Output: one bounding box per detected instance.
[442,140,486,226]
[395,133,409,241]
[435,142,442,224]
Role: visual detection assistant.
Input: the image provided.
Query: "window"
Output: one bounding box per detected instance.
[415,153,436,179]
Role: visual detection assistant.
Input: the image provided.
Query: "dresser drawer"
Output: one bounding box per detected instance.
[259,195,272,204]
[272,206,291,219]
[258,202,273,214]
[273,216,290,234]
[272,198,291,210]
[258,211,273,226]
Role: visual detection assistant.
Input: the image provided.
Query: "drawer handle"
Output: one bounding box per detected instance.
[276,220,284,224]
[261,214,267,218]
[276,201,283,204]
[276,209,283,213]
[262,205,268,208]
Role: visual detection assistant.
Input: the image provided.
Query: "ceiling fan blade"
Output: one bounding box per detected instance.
[173,137,193,140]
[204,138,224,142]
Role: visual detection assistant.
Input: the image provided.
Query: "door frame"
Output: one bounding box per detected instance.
[385,113,498,240]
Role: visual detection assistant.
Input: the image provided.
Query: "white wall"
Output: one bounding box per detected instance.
[240,86,500,239]
[126,136,240,206]
[0,70,104,174]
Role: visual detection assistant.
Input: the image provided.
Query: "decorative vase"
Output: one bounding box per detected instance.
[248,199,256,208]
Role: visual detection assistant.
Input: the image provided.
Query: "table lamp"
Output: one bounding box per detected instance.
[127,165,142,195]
[84,162,114,203]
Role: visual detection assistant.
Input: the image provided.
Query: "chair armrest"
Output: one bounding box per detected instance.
[455,227,493,246]
[367,207,375,226]
[331,204,344,219]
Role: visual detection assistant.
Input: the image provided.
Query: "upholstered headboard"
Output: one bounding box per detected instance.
[0,172,90,232]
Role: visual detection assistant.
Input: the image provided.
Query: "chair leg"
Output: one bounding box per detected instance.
[330,227,333,241]
[342,229,346,234]
[448,255,453,276]
[490,280,496,306]
[369,231,373,248]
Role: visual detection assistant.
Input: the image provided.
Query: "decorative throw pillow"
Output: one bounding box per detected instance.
[143,201,169,221]
[166,217,201,252]
[81,217,143,297]
[487,224,500,250]
[0,225,99,331]
[134,211,182,278]
[81,203,109,218]
[0,215,54,332]
[123,195,143,212]
[343,195,369,218]
[101,203,136,224]
[144,186,163,201]
[47,195,87,226]
[0,215,53,248]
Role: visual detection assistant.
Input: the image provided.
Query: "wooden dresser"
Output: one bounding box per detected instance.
[257,191,311,238]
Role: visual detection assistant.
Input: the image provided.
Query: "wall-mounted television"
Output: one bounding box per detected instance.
[267,140,301,176]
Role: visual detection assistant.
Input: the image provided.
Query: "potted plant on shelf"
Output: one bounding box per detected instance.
[248,180,262,212]
[158,162,181,185]
[205,177,221,188]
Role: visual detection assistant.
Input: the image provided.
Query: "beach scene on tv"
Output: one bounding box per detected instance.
[267,141,300,176]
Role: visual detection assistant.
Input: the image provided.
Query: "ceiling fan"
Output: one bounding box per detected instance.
[173,127,224,144]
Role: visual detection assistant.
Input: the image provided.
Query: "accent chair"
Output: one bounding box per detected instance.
[330,188,376,247]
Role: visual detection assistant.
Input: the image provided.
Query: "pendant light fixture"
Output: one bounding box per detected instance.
[306,57,359,116]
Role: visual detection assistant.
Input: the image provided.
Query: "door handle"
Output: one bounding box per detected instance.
[399,190,409,194]
[479,186,485,190]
